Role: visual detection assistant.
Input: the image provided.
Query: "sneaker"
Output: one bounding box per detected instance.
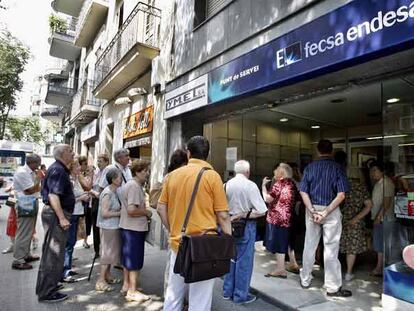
[344,273,354,282]
[327,287,352,297]
[61,276,76,283]
[55,284,65,291]
[2,245,13,254]
[235,294,257,304]
[39,292,68,303]
[222,295,231,300]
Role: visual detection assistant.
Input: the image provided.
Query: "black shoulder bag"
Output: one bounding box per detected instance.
[173,168,235,283]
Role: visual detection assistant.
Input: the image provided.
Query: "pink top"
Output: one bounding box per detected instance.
[266,178,299,227]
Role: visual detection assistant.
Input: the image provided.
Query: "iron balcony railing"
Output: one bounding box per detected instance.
[71,79,103,118]
[94,2,161,86]
[47,77,76,97]
[75,0,108,39]
[40,107,63,117]
[53,16,78,37]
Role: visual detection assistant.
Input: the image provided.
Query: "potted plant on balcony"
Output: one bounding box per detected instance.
[48,14,68,34]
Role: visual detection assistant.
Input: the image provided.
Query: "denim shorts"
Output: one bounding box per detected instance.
[373,223,383,253]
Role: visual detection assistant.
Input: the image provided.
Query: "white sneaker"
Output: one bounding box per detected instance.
[344,273,354,281]
[2,245,13,254]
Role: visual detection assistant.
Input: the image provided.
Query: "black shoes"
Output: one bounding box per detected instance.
[39,292,68,303]
[12,262,33,270]
[327,287,352,297]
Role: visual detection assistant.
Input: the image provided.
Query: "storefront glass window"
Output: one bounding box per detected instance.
[382,75,414,305]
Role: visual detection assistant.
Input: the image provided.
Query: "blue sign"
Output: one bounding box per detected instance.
[208,0,414,104]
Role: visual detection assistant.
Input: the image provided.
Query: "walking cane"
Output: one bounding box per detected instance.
[88,254,98,281]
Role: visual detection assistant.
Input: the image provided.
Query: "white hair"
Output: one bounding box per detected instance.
[234,160,250,174]
[113,148,129,162]
[278,163,293,179]
[53,144,70,160]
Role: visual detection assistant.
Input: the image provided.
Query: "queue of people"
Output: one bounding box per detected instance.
[2,136,397,309]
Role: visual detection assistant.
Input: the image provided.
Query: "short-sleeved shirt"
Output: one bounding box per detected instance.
[99,163,132,190]
[372,176,395,221]
[97,186,121,229]
[159,158,229,252]
[267,178,299,227]
[13,164,39,198]
[119,179,148,231]
[41,160,75,213]
[225,174,267,215]
[72,178,85,215]
[300,157,349,206]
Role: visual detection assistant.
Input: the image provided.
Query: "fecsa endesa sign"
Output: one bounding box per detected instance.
[208,0,414,104]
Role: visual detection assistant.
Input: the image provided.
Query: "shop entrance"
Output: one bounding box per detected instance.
[202,72,414,308]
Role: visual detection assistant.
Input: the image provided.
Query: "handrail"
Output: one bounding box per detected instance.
[94,2,161,86]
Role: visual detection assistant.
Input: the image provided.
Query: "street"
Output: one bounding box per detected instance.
[0,205,282,311]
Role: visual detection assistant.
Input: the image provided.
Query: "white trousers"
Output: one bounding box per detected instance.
[300,205,342,293]
[163,251,215,311]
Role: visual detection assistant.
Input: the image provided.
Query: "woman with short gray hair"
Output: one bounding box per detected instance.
[95,167,123,292]
[262,163,299,278]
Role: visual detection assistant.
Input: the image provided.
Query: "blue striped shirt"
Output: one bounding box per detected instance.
[300,157,349,206]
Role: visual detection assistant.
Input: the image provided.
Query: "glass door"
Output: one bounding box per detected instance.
[382,75,414,306]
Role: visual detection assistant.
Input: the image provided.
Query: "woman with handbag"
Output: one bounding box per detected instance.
[262,163,299,278]
[119,159,152,302]
[62,158,90,282]
[95,167,123,292]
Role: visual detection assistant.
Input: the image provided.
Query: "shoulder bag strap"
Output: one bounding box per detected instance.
[181,167,210,234]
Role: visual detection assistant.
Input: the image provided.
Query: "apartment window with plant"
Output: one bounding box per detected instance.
[194,0,232,28]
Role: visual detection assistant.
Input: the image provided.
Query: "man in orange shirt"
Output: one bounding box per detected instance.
[157,136,231,311]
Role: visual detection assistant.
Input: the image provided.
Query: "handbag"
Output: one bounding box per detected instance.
[16,194,37,217]
[173,167,236,283]
[231,210,252,238]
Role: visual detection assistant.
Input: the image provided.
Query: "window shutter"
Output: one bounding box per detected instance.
[207,0,230,18]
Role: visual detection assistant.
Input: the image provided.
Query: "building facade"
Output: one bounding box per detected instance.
[162,0,414,309]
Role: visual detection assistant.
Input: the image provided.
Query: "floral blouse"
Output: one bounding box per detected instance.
[266,178,299,227]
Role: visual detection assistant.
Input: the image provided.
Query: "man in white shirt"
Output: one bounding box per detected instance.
[223,160,267,304]
[12,154,41,270]
[99,148,132,192]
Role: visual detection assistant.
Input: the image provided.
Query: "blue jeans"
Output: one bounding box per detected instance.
[223,220,256,303]
[63,214,79,277]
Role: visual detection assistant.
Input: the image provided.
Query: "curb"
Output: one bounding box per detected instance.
[250,286,298,311]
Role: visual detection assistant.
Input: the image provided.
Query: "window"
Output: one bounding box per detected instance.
[194,0,232,28]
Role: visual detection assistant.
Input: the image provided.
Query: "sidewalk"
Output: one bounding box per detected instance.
[250,243,383,311]
[0,205,281,311]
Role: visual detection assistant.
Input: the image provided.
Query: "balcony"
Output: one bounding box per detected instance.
[93,2,161,99]
[40,107,65,123]
[51,0,83,17]
[75,0,109,47]
[44,76,76,107]
[69,80,102,126]
[49,18,81,61]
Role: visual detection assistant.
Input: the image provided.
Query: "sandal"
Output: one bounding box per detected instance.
[120,289,128,296]
[125,290,151,302]
[95,282,113,292]
[264,272,287,279]
[107,277,122,284]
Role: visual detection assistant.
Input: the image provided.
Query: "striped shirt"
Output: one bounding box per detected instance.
[300,157,349,206]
